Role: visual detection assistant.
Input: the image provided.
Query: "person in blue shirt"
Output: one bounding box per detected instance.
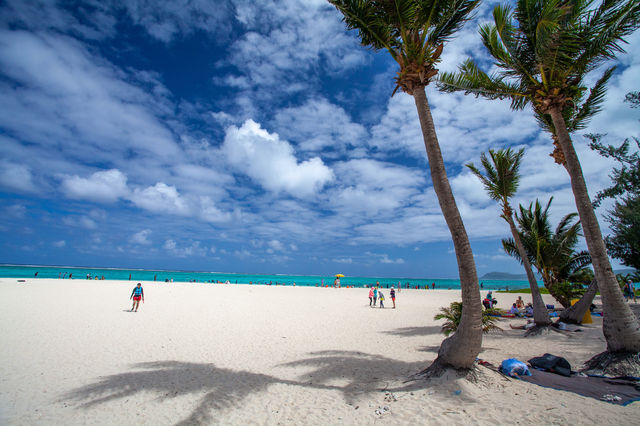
[130,283,144,312]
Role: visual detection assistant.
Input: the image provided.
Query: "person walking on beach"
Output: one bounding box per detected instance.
[130,283,144,312]
[368,286,374,306]
[390,286,396,309]
[372,287,378,307]
[378,291,385,308]
[624,280,637,303]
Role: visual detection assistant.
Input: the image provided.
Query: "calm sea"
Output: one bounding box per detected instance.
[0,264,532,290]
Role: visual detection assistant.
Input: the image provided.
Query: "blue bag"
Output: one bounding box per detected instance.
[500,358,532,377]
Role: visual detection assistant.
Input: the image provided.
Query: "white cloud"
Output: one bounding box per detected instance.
[120,0,233,43]
[163,240,207,257]
[0,161,36,192]
[366,251,405,264]
[273,97,367,152]
[52,240,66,247]
[131,229,152,245]
[329,159,425,216]
[223,0,366,101]
[61,169,129,203]
[62,215,97,229]
[0,30,180,164]
[334,257,353,264]
[130,182,190,215]
[267,239,284,251]
[222,119,334,197]
[198,196,233,223]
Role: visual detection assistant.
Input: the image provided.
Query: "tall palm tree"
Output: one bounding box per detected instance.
[467,148,550,326]
[438,0,640,352]
[329,0,482,370]
[502,198,592,308]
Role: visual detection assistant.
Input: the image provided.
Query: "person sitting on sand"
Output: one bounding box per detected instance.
[482,291,497,310]
[516,296,524,309]
[390,286,396,309]
[378,291,385,308]
[509,303,520,315]
[369,286,374,307]
[130,282,144,312]
[524,303,534,317]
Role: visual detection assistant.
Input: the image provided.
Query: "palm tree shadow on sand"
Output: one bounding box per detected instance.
[65,352,432,424]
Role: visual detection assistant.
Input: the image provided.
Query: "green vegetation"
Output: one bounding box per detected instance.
[501,198,592,307]
[434,301,502,336]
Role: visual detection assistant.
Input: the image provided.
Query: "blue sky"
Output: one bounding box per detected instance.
[0,0,638,278]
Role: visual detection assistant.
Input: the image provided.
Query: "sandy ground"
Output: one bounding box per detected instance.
[0,278,638,425]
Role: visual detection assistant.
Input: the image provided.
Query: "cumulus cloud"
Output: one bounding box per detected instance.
[61,169,129,203]
[131,229,152,245]
[222,119,334,197]
[130,183,190,215]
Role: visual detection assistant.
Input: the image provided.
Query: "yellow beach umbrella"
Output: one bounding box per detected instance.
[335,274,345,278]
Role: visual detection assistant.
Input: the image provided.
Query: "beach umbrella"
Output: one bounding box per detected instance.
[335,274,345,278]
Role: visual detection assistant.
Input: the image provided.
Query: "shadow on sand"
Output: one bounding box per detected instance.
[380,326,443,337]
[65,351,432,424]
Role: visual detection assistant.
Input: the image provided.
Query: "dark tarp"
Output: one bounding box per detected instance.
[520,369,640,405]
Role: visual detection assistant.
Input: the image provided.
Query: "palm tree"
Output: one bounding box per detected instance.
[502,198,592,308]
[438,0,640,353]
[467,148,550,326]
[329,0,482,370]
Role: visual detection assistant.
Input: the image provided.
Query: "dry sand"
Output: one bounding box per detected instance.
[0,278,638,425]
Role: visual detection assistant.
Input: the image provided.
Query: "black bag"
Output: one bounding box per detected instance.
[528,353,572,377]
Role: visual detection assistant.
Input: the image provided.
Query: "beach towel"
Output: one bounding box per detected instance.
[519,370,640,405]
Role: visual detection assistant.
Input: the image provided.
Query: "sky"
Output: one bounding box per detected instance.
[0,0,638,278]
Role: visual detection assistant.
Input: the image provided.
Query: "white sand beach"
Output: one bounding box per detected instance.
[0,278,638,425]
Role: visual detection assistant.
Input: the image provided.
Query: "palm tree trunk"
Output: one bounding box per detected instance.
[505,211,550,325]
[560,279,598,324]
[549,107,640,351]
[413,88,482,369]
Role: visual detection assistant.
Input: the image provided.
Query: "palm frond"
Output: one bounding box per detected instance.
[437,59,528,108]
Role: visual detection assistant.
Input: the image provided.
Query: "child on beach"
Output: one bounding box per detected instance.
[378,291,385,308]
[373,287,378,307]
[130,283,144,312]
[390,287,396,309]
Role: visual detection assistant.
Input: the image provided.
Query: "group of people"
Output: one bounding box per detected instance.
[368,285,396,309]
[507,296,534,317]
[483,291,533,317]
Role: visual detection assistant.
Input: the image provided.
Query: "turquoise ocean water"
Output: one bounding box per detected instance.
[0,264,534,290]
